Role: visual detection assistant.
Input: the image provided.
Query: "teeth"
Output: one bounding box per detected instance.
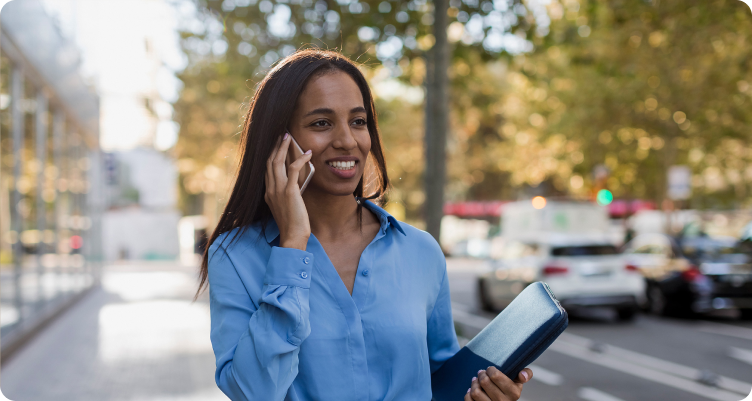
[328,161,355,170]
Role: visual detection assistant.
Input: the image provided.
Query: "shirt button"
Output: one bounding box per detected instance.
[300,271,308,279]
[303,257,310,264]
[362,270,369,277]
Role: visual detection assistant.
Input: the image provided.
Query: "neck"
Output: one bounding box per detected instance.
[302,188,361,241]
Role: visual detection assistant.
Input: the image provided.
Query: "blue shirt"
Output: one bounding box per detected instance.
[208,200,459,401]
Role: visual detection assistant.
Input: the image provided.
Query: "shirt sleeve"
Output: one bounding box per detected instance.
[427,262,461,374]
[209,244,313,401]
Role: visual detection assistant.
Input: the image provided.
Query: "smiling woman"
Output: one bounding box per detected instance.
[196,49,532,401]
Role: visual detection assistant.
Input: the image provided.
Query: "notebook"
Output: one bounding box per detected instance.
[431,282,568,401]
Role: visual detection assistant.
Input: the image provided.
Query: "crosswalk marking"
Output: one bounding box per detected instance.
[558,332,752,396]
[577,387,626,401]
[451,306,752,401]
[550,336,744,401]
[527,364,563,386]
[729,347,752,366]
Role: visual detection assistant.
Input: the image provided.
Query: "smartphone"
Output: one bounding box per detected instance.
[285,132,315,194]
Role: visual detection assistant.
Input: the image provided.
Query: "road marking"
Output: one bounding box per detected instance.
[527,364,563,386]
[558,332,752,396]
[698,321,752,342]
[577,387,625,401]
[729,347,752,366]
[550,337,745,401]
[451,307,752,400]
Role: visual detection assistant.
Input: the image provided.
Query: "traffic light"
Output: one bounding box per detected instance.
[596,189,613,206]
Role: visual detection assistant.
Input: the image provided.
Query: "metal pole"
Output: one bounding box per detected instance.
[35,90,48,306]
[424,0,449,242]
[10,65,25,324]
[52,111,64,297]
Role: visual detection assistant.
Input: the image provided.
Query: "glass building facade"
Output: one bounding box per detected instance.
[0,0,103,358]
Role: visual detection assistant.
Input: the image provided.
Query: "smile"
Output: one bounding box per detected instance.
[327,161,356,170]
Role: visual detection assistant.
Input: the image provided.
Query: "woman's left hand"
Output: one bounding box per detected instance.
[464,367,533,401]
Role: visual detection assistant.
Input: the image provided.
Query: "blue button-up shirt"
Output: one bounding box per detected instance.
[208,200,459,400]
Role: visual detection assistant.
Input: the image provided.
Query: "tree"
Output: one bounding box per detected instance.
[174,0,539,229]
[446,0,752,209]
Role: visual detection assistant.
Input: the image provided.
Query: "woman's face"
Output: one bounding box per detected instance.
[288,71,371,197]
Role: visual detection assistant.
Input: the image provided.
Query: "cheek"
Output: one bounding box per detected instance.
[357,132,372,158]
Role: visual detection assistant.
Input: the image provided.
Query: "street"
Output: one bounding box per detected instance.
[447,258,752,401]
[1,259,752,401]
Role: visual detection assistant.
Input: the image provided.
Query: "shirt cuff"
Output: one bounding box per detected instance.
[264,246,314,288]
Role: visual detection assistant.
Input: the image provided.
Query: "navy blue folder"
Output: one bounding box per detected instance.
[431,282,568,401]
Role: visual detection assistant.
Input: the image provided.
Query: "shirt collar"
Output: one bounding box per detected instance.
[263,199,406,244]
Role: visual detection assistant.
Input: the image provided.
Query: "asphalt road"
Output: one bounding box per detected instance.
[446,258,752,401]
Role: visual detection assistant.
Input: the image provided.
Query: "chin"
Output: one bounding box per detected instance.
[307,178,361,198]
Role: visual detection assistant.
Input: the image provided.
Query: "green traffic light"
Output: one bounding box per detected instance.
[596,189,613,206]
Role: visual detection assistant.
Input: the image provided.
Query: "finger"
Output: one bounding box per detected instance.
[273,133,291,166]
[268,135,284,166]
[272,134,292,184]
[266,156,275,194]
[486,366,522,399]
[469,375,492,401]
[266,136,284,193]
[516,368,533,384]
[478,369,504,400]
[286,151,313,191]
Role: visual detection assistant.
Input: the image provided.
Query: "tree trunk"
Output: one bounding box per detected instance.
[424,0,449,243]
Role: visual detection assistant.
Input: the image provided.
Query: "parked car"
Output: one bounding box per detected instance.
[478,234,646,320]
[623,233,752,318]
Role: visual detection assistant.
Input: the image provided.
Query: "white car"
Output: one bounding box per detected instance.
[477,234,646,320]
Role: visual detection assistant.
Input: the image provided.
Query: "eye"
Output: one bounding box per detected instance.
[310,120,330,128]
[352,118,367,126]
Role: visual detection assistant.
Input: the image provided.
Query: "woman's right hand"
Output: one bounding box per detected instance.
[265,133,313,250]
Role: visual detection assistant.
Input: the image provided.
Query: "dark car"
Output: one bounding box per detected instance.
[623,233,752,318]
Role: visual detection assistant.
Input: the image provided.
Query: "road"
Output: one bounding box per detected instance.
[446,258,752,401]
[2,258,752,401]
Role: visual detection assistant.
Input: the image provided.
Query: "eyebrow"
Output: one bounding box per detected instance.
[303,106,367,117]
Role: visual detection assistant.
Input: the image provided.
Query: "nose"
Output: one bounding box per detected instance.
[332,122,358,151]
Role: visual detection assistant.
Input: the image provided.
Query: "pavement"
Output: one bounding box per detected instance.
[2,258,752,401]
[0,262,227,401]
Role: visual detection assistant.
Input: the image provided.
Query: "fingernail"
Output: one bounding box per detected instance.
[477,370,484,375]
[520,370,529,381]
[471,377,477,382]
[467,388,471,393]
[283,133,289,139]
[304,149,311,154]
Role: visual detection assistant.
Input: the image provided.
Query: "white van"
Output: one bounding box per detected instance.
[478,200,646,320]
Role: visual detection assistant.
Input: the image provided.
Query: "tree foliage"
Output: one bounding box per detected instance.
[173,0,537,222]
[173,0,752,226]
[447,0,752,209]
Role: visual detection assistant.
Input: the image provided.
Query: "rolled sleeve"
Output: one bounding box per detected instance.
[264,246,314,288]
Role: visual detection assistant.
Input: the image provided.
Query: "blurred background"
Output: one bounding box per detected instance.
[1,0,752,400]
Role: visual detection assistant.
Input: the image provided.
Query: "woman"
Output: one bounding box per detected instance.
[197,49,533,401]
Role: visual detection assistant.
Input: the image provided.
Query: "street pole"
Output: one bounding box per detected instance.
[424,0,449,243]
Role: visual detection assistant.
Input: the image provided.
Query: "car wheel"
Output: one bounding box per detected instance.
[477,278,496,312]
[649,286,667,316]
[616,307,637,321]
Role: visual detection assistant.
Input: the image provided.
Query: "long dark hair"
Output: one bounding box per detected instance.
[195,49,390,298]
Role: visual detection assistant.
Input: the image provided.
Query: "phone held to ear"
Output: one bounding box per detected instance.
[286,132,315,194]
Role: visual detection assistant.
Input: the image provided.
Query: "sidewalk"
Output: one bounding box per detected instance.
[1,262,227,401]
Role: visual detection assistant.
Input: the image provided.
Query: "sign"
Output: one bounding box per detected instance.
[667,165,692,200]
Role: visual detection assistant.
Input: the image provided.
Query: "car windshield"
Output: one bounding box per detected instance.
[551,245,619,256]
